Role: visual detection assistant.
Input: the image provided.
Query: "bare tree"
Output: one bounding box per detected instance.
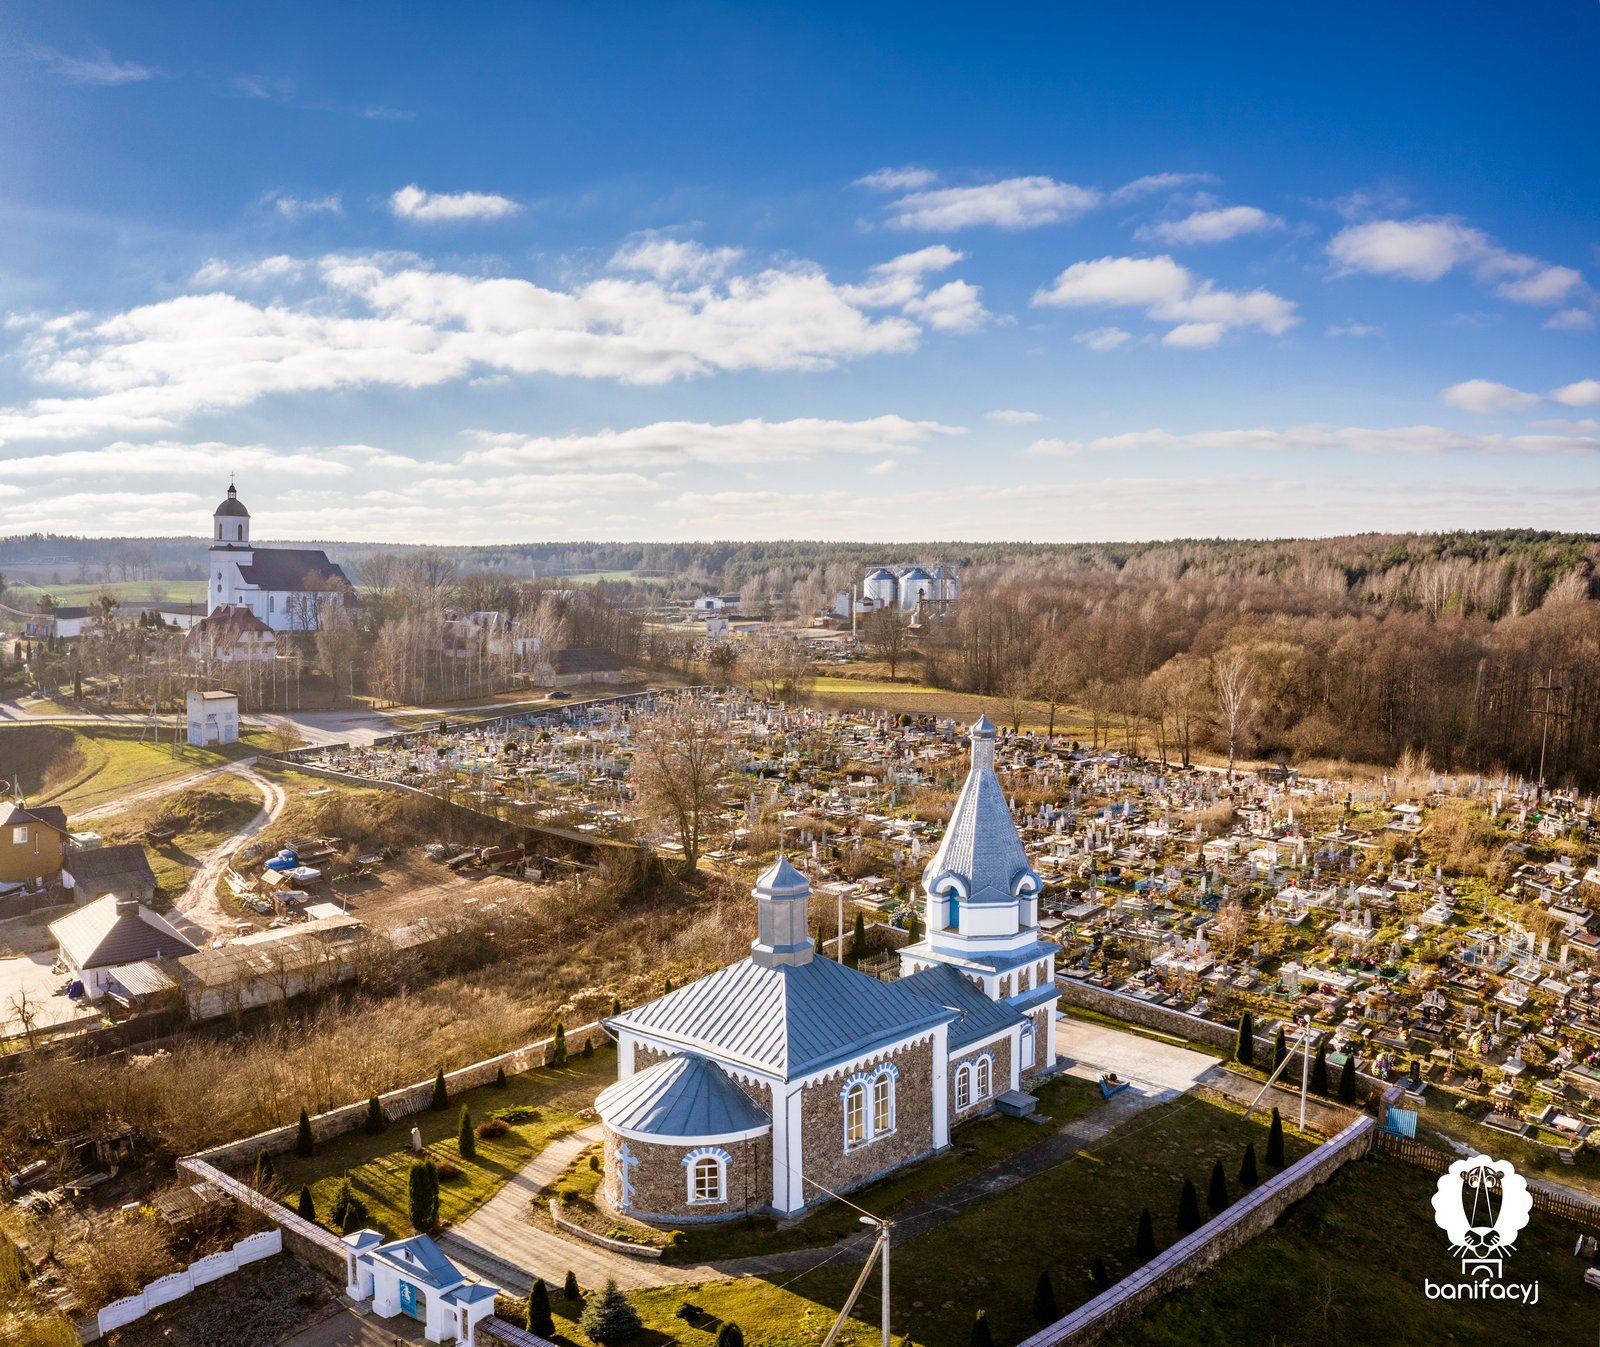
[629,702,733,876]
[1210,650,1258,782]
[1029,636,1074,739]
[863,607,911,678]
[1210,898,1250,960]
[743,632,814,701]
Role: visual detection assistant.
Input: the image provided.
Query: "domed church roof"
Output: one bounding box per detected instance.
[214,484,250,518]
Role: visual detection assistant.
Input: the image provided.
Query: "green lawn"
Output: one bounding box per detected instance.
[658,1074,1100,1264]
[2,579,205,607]
[1412,1089,1600,1200]
[1104,1153,1593,1347]
[780,1094,1313,1347]
[272,1050,615,1239]
[19,724,275,813]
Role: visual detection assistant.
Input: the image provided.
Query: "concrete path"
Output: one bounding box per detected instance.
[1056,1017,1220,1103]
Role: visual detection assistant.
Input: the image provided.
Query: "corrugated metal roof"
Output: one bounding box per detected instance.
[597,1054,770,1138]
[612,954,956,1081]
[103,960,178,998]
[368,1235,463,1291]
[49,894,198,970]
[922,720,1038,905]
[66,843,156,892]
[899,964,1025,1051]
[235,548,349,591]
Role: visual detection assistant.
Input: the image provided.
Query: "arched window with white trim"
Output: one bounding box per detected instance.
[1020,1021,1036,1069]
[975,1054,993,1100]
[955,1063,972,1110]
[844,1082,868,1148]
[872,1072,894,1136]
[683,1147,730,1204]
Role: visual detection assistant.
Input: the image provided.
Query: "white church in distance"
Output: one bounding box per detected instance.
[207,483,352,632]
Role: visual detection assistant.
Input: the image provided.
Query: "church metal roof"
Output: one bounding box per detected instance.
[922,719,1039,905]
[235,548,350,591]
[596,1053,770,1138]
[898,963,1025,1050]
[609,954,956,1081]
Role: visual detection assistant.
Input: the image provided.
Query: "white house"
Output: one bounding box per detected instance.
[48,894,198,1000]
[186,689,239,746]
[207,483,352,632]
[342,1231,499,1345]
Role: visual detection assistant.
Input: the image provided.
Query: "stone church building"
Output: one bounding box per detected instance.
[207,482,352,632]
[597,716,1060,1224]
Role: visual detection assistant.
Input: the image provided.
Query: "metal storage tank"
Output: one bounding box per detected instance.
[898,566,933,610]
[864,567,898,609]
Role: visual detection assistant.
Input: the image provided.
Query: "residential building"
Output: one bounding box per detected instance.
[186,689,239,746]
[183,604,278,664]
[0,803,70,888]
[48,894,198,999]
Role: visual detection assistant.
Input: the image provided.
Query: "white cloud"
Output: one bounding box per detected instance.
[609,238,744,283]
[903,280,989,332]
[232,73,296,101]
[1552,379,1600,408]
[0,252,938,442]
[36,47,158,85]
[462,415,964,470]
[194,255,306,286]
[866,458,898,475]
[269,193,342,221]
[1137,205,1285,246]
[1326,321,1383,337]
[1328,216,1588,307]
[1027,423,1600,457]
[1033,255,1296,342]
[1440,379,1541,414]
[985,409,1041,424]
[1074,327,1133,351]
[1109,172,1218,204]
[1162,322,1225,348]
[885,176,1101,230]
[855,166,939,192]
[389,184,521,223]
[1546,308,1597,332]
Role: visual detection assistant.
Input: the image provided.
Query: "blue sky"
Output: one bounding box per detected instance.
[1,2,1597,545]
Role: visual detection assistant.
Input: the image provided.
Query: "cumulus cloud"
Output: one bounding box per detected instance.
[1074,326,1133,351]
[1440,379,1541,414]
[609,237,744,283]
[885,176,1101,230]
[1553,379,1600,407]
[389,184,521,223]
[855,166,939,192]
[194,255,306,286]
[461,415,964,470]
[903,280,989,332]
[1546,308,1597,332]
[1328,216,1588,307]
[1109,172,1219,204]
[35,46,158,85]
[1033,255,1296,343]
[0,253,950,442]
[844,247,989,329]
[985,409,1041,423]
[1027,423,1600,457]
[1137,205,1285,246]
[1327,321,1383,337]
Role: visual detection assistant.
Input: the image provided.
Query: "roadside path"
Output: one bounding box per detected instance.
[170,764,288,939]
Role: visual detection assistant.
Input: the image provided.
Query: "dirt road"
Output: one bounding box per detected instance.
[170,765,288,939]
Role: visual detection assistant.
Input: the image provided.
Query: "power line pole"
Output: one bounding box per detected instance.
[1531,668,1567,792]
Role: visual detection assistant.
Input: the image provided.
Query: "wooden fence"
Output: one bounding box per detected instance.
[1374,1129,1600,1229]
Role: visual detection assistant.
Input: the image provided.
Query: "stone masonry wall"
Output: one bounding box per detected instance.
[1018,1115,1376,1347]
[949,1035,1012,1121]
[602,1125,771,1224]
[800,1036,936,1198]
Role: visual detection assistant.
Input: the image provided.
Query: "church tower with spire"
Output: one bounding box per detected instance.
[896,716,1059,1067]
[208,483,254,615]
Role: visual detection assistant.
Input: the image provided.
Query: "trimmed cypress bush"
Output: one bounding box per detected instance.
[714,1324,745,1347]
[1032,1271,1058,1324]
[409,1159,439,1231]
[458,1105,476,1160]
[1266,1107,1286,1167]
[1273,1026,1287,1069]
[814,928,824,957]
[1176,1178,1201,1233]
[331,1177,368,1233]
[1089,1257,1110,1290]
[969,1310,994,1347]
[430,1068,449,1111]
[851,911,867,963]
[582,1036,594,1058]
[1338,1054,1358,1104]
[1135,1208,1157,1259]
[1234,1011,1254,1067]
[1238,1142,1259,1189]
[254,1148,273,1185]
[551,1022,568,1068]
[907,908,922,943]
[494,1066,507,1089]
[1206,1160,1230,1212]
[579,1278,641,1344]
[1310,1038,1329,1095]
[295,1108,314,1158]
[526,1279,554,1336]
[610,995,622,1017]
[296,1185,316,1221]
[564,1270,581,1300]
[364,1096,385,1135]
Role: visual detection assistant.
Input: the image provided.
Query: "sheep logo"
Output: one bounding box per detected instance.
[1431,1155,1533,1277]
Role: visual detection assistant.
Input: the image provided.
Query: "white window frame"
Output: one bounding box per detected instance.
[842,1062,900,1151]
[682,1146,730,1205]
[1020,1022,1036,1069]
[955,1063,972,1110]
[843,1082,869,1149]
[872,1072,894,1137]
[975,1053,993,1100]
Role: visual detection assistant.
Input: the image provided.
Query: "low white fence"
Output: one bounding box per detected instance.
[97,1228,282,1335]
